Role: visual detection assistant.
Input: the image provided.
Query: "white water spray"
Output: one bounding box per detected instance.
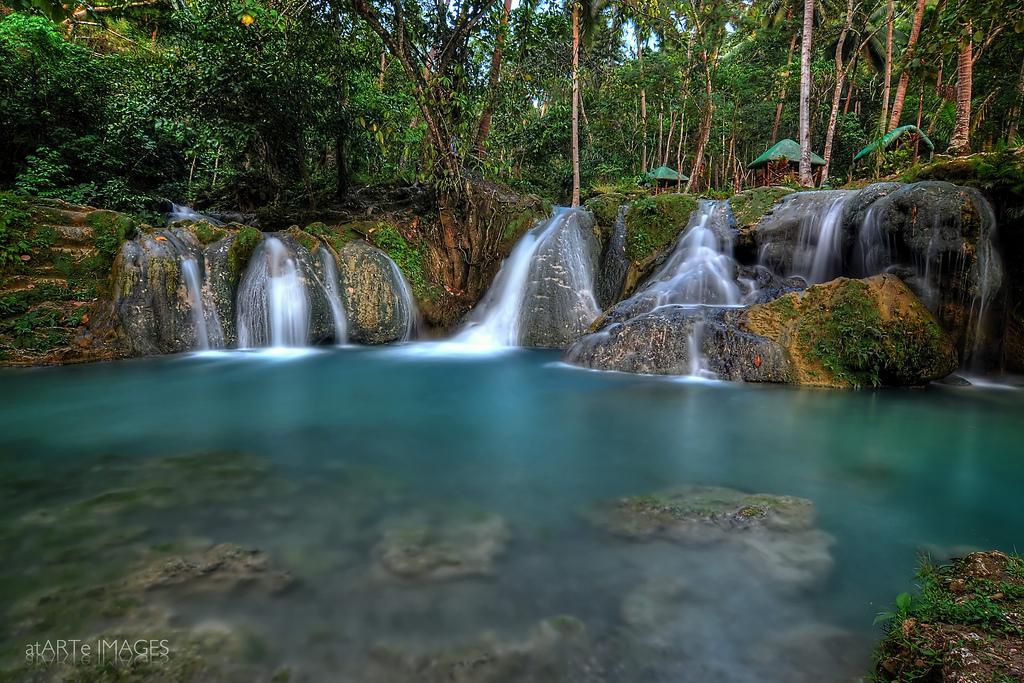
[236,237,310,348]
[792,191,852,283]
[318,249,348,344]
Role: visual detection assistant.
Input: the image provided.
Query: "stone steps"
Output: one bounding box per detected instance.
[0,275,71,295]
[48,224,94,246]
[32,205,96,227]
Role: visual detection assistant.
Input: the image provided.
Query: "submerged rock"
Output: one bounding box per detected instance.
[589,485,834,588]
[367,615,599,683]
[589,485,817,541]
[337,239,415,344]
[128,543,295,596]
[372,510,509,581]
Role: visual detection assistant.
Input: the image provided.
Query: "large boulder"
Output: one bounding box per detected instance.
[728,186,796,261]
[112,228,210,355]
[867,181,1003,359]
[753,190,853,276]
[337,239,416,344]
[567,275,958,388]
[519,209,601,348]
[565,305,791,383]
[744,274,958,387]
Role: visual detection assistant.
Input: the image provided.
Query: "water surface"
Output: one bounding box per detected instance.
[1,348,1021,681]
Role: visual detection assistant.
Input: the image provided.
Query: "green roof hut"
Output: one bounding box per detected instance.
[748,139,825,186]
[644,165,689,192]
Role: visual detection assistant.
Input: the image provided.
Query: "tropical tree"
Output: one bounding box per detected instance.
[798,0,814,185]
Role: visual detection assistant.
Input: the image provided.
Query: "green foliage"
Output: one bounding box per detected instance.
[0,192,35,270]
[369,223,431,299]
[797,280,946,388]
[85,211,137,267]
[873,553,1024,682]
[624,194,698,263]
[226,226,264,282]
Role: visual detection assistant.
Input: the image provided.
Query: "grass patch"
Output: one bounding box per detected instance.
[623,193,697,263]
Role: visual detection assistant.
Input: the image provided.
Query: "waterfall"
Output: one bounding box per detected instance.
[168,203,222,226]
[686,319,717,380]
[455,208,597,347]
[318,249,348,344]
[236,237,310,348]
[180,256,224,351]
[792,191,852,284]
[387,259,418,342]
[640,199,741,306]
[854,203,891,276]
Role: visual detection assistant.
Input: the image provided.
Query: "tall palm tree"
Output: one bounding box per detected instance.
[572,0,582,205]
[798,0,814,185]
[887,0,928,130]
[947,19,973,155]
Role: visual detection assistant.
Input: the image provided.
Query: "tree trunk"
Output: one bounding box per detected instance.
[571,0,581,206]
[1007,58,1024,144]
[335,134,349,198]
[888,0,927,130]
[639,34,647,174]
[798,0,814,186]
[948,23,973,156]
[662,110,676,167]
[820,0,854,185]
[771,9,798,142]
[879,0,894,134]
[685,59,714,194]
[474,0,513,157]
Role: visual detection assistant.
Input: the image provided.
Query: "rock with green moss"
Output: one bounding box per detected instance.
[589,485,834,588]
[745,274,957,388]
[873,550,1024,683]
[112,228,214,355]
[225,226,264,283]
[622,194,698,286]
[567,275,956,388]
[584,195,631,308]
[728,186,795,259]
[372,509,508,581]
[337,240,415,344]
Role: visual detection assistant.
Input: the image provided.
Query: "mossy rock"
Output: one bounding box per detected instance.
[191,221,227,245]
[366,222,431,301]
[337,239,414,344]
[623,193,698,264]
[728,186,795,234]
[225,226,264,284]
[584,192,629,235]
[744,274,957,388]
[590,485,817,541]
[283,225,319,254]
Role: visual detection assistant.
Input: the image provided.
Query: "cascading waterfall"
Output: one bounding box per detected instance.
[455,208,596,347]
[854,203,891,276]
[168,203,222,225]
[318,249,348,344]
[640,199,741,306]
[792,191,853,283]
[388,259,418,342]
[686,320,716,380]
[180,256,223,351]
[236,237,310,348]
